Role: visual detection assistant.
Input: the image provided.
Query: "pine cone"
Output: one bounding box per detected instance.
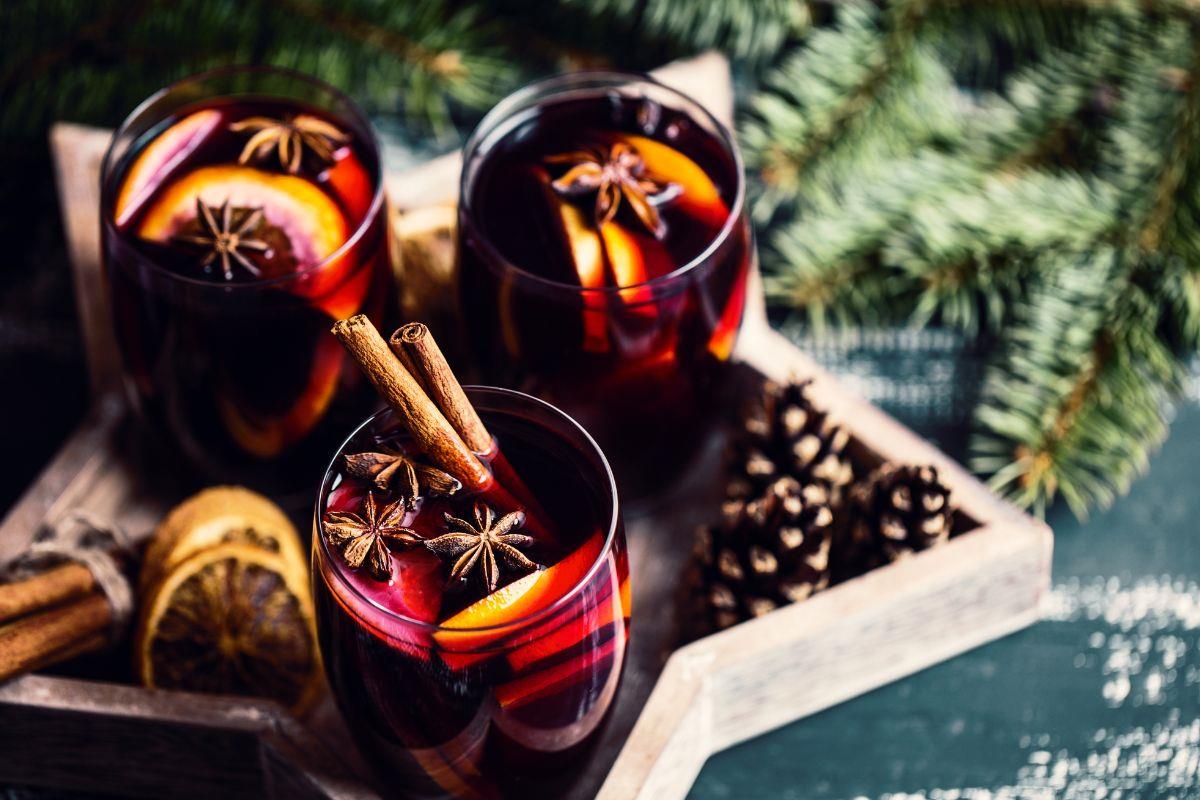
[842,464,954,574]
[728,380,854,503]
[689,476,835,635]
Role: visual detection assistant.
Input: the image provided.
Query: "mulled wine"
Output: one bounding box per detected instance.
[313,388,630,799]
[101,68,391,495]
[459,72,753,496]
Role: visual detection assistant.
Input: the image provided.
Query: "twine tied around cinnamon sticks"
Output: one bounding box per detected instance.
[0,511,134,682]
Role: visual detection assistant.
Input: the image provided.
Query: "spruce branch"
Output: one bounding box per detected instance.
[742,0,948,223]
[889,171,1117,334]
[555,0,810,61]
[764,151,978,330]
[971,249,1177,517]
[1135,24,1200,254]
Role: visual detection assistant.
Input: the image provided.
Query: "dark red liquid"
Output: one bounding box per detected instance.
[102,96,391,496]
[459,91,752,497]
[313,402,630,799]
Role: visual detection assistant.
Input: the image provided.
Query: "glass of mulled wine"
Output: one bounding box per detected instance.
[101,67,392,495]
[458,71,753,497]
[313,387,630,799]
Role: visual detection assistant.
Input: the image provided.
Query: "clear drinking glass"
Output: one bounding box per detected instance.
[313,387,630,799]
[457,71,753,497]
[101,67,392,496]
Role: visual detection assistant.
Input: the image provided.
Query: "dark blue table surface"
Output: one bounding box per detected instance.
[690,401,1200,799]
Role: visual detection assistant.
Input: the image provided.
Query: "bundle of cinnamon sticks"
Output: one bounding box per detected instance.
[0,560,116,682]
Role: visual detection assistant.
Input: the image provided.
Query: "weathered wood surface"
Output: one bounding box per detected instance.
[0,675,377,799]
[0,51,1051,800]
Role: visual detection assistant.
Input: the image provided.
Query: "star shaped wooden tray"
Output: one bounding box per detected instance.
[0,53,1050,800]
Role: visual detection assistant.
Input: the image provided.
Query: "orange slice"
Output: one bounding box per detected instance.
[217,333,345,458]
[536,168,609,353]
[434,533,605,652]
[599,222,672,316]
[495,636,619,710]
[620,134,729,229]
[138,164,348,272]
[322,145,375,223]
[135,543,321,714]
[707,254,750,361]
[506,574,630,672]
[115,109,222,228]
[141,486,305,593]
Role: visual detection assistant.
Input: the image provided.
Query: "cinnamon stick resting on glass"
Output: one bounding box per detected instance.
[332,315,554,541]
[331,316,492,491]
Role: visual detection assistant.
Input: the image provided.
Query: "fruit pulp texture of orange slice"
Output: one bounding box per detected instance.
[136,163,366,310]
[540,135,731,354]
[439,560,622,673]
[433,533,606,653]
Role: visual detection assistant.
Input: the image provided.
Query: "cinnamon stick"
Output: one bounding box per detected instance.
[390,322,558,543]
[332,315,492,491]
[0,562,96,625]
[0,593,110,682]
[390,322,492,454]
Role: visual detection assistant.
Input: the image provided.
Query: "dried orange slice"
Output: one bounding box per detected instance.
[140,486,305,592]
[135,542,320,714]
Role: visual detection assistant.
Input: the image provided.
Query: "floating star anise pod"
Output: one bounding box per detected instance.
[342,447,462,496]
[230,114,349,174]
[424,503,540,592]
[171,198,269,280]
[324,492,422,581]
[547,142,680,239]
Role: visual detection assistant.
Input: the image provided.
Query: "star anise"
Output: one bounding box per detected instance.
[424,503,540,592]
[230,114,349,174]
[324,492,422,581]
[546,142,681,239]
[171,198,269,280]
[342,447,462,496]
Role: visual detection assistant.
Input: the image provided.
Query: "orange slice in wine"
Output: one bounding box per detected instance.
[321,142,375,222]
[599,221,673,316]
[536,168,610,353]
[138,164,365,318]
[506,574,630,672]
[138,164,348,268]
[115,109,222,228]
[217,332,344,458]
[707,254,750,361]
[433,533,605,653]
[620,134,729,229]
[495,636,620,710]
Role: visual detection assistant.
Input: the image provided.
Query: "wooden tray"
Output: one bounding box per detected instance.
[0,54,1051,800]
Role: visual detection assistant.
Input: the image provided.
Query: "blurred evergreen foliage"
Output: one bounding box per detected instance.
[3,0,1198,518]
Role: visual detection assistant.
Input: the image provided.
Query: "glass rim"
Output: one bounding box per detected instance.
[458,68,747,297]
[99,64,386,291]
[314,385,622,637]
